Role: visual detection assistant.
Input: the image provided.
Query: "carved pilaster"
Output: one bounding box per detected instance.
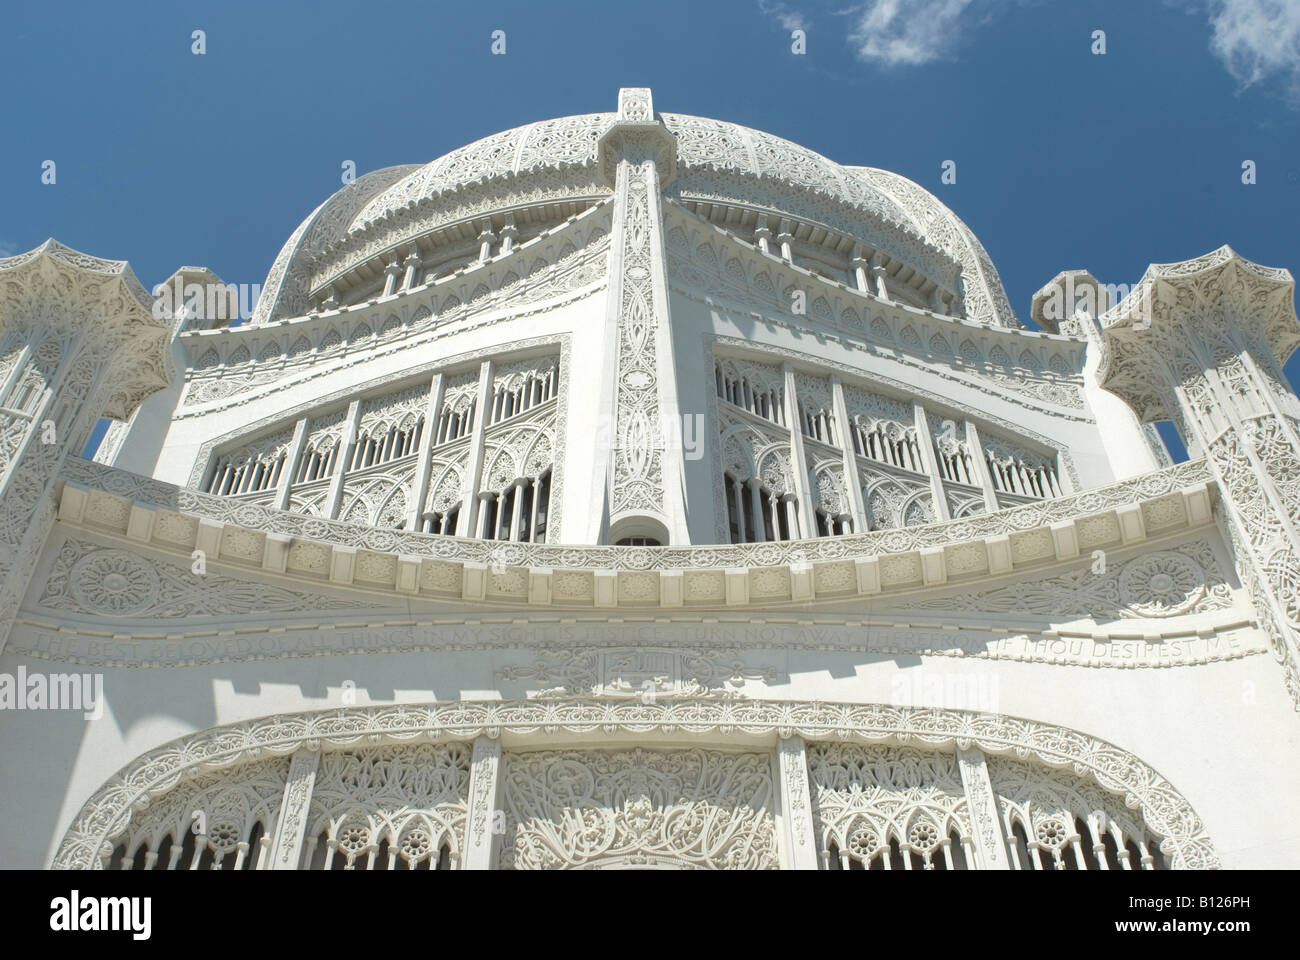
[0,241,171,653]
[775,736,819,869]
[265,748,319,869]
[409,371,444,530]
[912,401,951,522]
[1098,247,1300,710]
[831,377,868,532]
[325,399,361,519]
[458,360,493,537]
[783,364,814,538]
[596,88,688,543]
[461,735,502,870]
[957,746,1011,869]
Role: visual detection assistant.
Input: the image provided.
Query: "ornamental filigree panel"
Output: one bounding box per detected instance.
[306,743,471,870]
[36,539,377,618]
[610,158,667,516]
[806,742,971,869]
[104,756,289,870]
[500,748,778,870]
[988,754,1164,870]
[909,540,1235,620]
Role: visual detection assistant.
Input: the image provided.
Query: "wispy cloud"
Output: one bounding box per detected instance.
[0,242,17,259]
[1201,0,1300,105]
[762,0,1300,107]
[846,0,983,67]
[759,0,809,32]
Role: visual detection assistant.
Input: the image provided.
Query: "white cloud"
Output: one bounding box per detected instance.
[0,242,16,259]
[759,0,809,32]
[846,0,982,67]
[1202,0,1300,104]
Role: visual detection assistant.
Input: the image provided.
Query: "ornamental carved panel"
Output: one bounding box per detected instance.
[500,747,778,870]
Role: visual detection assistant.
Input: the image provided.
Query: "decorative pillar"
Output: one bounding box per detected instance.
[325,399,362,519]
[275,418,309,511]
[265,748,320,870]
[965,422,1000,511]
[956,747,1011,869]
[850,246,871,296]
[777,220,795,262]
[401,248,422,291]
[477,222,497,263]
[408,371,444,530]
[457,359,493,537]
[871,252,891,303]
[754,217,772,257]
[0,241,172,652]
[746,477,767,542]
[783,364,815,536]
[912,402,951,522]
[729,474,747,542]
[831,377,868,532]
[775,737,820,870]
[508,479,525,540]
[462,736,503,870]
[1097,246,1300,710]
[381,261,403,298]
[594,88,689,543]
[498,216,518,257]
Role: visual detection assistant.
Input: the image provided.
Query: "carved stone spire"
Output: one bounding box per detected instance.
[0,240,173,650]
[1098,246,1300,709]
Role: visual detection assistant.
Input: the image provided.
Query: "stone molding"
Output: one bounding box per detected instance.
[50,698,1220,870]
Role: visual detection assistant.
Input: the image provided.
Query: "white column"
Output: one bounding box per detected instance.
[508,480,525,540]
[462,736,503,870]
[777,220,794,261]
[596,89,691,543]
[850,247,871,295]
[526,478,541,543]
[457,360,493,536]
[326,399,362,519]
[275,417,309,511]
[477,222,496,262]
[871,252,891,302]
[775,737,820,870]
[264,748,320,870]
[754,217,772,256]
[498,217,518,256]
[747,478,766,541]
[783,364,815,536]
[956,747,1011,869]
[831,377,868,532]
[730,475,747,542]
[381,261,402,298]
[408,372,444,529]
[911,402,951,522]
[965,421,1000,512]
[400,248,421,290]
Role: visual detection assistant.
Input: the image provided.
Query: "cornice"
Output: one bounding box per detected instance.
[57,456,1215,610]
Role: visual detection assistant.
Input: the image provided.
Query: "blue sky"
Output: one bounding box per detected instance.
[1,0,1297,459]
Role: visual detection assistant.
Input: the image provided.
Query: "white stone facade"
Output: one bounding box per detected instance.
[1,89,1298,870]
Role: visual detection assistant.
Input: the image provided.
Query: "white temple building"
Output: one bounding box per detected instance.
[1,89,1298,870]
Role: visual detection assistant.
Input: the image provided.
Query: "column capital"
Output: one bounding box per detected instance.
[1097,246,1299,423]
[0,239,172,420]
[598,88,678,187]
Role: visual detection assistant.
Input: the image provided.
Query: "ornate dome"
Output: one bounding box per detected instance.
[252,100,1019,328]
